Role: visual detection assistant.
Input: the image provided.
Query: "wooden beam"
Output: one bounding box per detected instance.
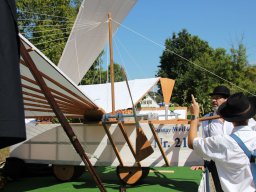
[23,97,49,105]
[102,123,124,166]
[148,121,169,166]
[24,107,82,115]
[21,77,93,110]
[150,119,189,125]
[23,91,85,114]
[20,41,106,192]
[40,72,96,109]
[108,13,115,114]
[23,102,51,109]
[25,115,84,119]
[24,103,84,115]
[118,122,140,166]
[20,64,97,110]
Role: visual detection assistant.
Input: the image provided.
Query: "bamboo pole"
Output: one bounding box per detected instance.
[108,13,115,114]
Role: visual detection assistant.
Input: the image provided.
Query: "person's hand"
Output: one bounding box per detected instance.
[190,94,200,116]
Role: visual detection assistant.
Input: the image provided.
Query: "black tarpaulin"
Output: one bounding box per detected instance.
[0,0,26,149]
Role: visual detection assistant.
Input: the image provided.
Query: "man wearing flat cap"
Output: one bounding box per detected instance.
[189,92,256,192]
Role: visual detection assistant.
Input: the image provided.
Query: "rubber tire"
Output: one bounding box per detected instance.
[3,157,26,180]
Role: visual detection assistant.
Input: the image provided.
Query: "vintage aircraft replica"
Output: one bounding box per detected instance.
[5,0,207,191]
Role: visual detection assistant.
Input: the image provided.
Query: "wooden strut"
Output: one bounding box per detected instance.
[108,13,115,114]
[101,120,144,166]
[20,42,106,192]
[148,121,170,166]
[118,122,141,166]
[102,121,144,185]
[198,115,220,122]
[121,67,154,162]
[102,122,124,166]
[150,115,221,125]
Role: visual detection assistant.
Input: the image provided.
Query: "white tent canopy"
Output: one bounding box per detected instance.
[79,77,160,113]
[58,0,137,84]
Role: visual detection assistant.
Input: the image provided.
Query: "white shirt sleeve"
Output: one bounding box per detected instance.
[207,119,224,136]
[248,118,256,131]
[192,135,233,161]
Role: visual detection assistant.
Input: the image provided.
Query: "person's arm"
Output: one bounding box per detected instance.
[188,95,200,149]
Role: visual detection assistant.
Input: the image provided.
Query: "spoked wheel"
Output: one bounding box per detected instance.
[116,166,143,185]
[52,165,85,182]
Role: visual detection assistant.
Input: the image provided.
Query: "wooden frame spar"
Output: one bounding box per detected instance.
[20,40,106,192]
[147,116,220,166]
[102,119,146,185]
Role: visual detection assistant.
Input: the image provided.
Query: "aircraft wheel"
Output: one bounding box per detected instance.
[52,165,84,182]
[116,166,143,185]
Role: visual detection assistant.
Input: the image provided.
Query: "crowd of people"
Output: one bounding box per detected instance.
[189,85,256,192]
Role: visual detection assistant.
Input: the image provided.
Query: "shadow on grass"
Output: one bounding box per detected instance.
[1,166,202,192]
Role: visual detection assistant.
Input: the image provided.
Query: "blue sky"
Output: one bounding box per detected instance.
[103,0,256,80]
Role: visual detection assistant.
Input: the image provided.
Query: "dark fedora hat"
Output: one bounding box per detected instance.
[209,85,230,97]
[217,92,256,122]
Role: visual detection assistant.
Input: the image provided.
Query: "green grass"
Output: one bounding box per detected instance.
[1,166,202,192]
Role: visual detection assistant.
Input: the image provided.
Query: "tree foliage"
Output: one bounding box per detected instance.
[80,62,125,85]
[16,1,125,85]
[157,29,256,115]
[16,0,82,64]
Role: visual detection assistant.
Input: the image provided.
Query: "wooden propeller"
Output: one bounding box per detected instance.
[121,67,154,162]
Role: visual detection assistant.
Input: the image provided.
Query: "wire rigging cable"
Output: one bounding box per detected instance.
[17,11,255,96]
[18,10,72,19]
[114,36,148,79]
[112,19,255,96]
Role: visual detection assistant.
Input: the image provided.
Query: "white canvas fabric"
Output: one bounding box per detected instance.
[58,0,137,84]
[79,77,160,113]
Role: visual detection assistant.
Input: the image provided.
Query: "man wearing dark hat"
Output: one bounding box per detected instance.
[204,85,232,137]
[188,93,256,192]
[192,85,232,191]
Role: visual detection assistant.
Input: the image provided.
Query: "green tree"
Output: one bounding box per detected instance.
[80,61,124,85]
[16,0,107,86]
[110,63,125,82]
[157,29,215,110]
[16,0,82,64]
[156,29,256,115]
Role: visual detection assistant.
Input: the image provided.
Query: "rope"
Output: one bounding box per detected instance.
[24,31,70,40]
[18,10,72,20]
[20,26,72,35]
[112,19,256,96]
[17,18,74,24]
[33,37,68,46]
[115,36,148,78]
[112,37,128,77]
[19,24,74,28]
[41,42,65,52]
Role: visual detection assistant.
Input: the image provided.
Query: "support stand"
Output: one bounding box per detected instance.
[20,41,106,192]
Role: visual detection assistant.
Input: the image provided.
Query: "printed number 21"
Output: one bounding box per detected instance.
[175,138,187,148]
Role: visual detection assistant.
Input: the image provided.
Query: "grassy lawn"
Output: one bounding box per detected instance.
[1,166,202,192]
